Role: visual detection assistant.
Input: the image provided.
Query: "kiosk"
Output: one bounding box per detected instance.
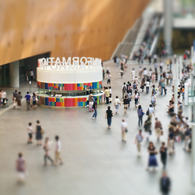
[36,57,104,107]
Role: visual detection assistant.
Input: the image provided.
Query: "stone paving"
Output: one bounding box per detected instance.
[0,59,194,195]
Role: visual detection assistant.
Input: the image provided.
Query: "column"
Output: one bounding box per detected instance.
[174,62,178,113]
[9,61,19,88]
[192,125,195,184]
[163,0,173,55]
[174,79,178,114]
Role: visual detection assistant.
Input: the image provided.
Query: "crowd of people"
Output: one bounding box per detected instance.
[1,49,193,194]
[102,52,192,194]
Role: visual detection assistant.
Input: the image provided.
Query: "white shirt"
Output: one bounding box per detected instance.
[121,122,127,131]
[109,89,112,94]
[151,95,155,102]
[148,71,152,76]
[146,81,150,87]
[27,126,33,133]
[114,98,121,105]
[107,74,111,79]
[148,107,154,114]
[131,70,135,75]
[144,70,148,75]
[160,62,163,67]
[1,92,6,98]
[30,71,34,76]
[56,140,61,152]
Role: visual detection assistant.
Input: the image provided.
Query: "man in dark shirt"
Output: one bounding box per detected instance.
[25,92,31,111]
[12,90,18,109]
[160,171,171,195]
[160,142,167,169]
[183,127,191,150]
[168,128,175,155]
[92,99,97,119]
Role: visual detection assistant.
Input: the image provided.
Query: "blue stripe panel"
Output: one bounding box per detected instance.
[45,97,49,106]
[45,83,48,89]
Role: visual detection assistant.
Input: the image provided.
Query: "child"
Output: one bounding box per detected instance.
[107,73,111,85]
[152,85,156,95]
[133,82,137,90]
[146,80,150,94]
[131,68,135,81]
[109,86,112,98]
[127,91,132,108]
[27,122,34,144]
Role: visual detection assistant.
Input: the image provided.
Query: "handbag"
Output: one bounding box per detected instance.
[142,112,145,115]
[125,128,128,133]
[146,109,149,116]
[160,130,163,136]
[41,128,45,135]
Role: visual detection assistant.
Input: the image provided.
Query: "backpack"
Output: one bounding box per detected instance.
[133,84,137,89]
[127,85,132,93]
[122,85,127,92]
[92,102,96,109]
[106,70,109,74]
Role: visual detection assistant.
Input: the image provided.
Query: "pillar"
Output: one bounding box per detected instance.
[179,56,182,80]
[174,79,178,114]
[163,0,173,55]
[9,61,19,88]
[192,125,195,184]
[184,83,189,106]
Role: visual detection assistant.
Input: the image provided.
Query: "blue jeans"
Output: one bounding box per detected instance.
[92,110,97,118]
[138,115,143,126]
[107,118,112,126]
[170,63,172,70]
[161,87,166,95]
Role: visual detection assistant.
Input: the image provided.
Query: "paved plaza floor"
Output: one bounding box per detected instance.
[0,59,194,195]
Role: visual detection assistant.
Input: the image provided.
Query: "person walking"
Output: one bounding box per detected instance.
[105,106,113,129]
[121,119,128,143]
[151,91,156,108]
[155,117,162,141]
[146,142,158,171]
[137,105,144,126]
[92,99,97,119]
[161,80,166,95]
[12,90,18,109]
[105,87,110,104]
[133,91,139,108]
[122,82,127,99]
[135,130,144,156]
[35,120,44,145]
[160,171,171,195]
[131,68,135,81]
[16,91,22,109]
[144,116,152,142]
[32,92,37,109]
[123,95,129,114]
[183,126,191,150]
[55,135,63,165]
[168,128,175,155]
[25,92,31,110]
[30,69,34,81]
[16,153,26,182]
[27,122,34,144]
[160,142,167,169]
[43,137,54,166]
[147,104,155,120]
[114,96,121,114]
